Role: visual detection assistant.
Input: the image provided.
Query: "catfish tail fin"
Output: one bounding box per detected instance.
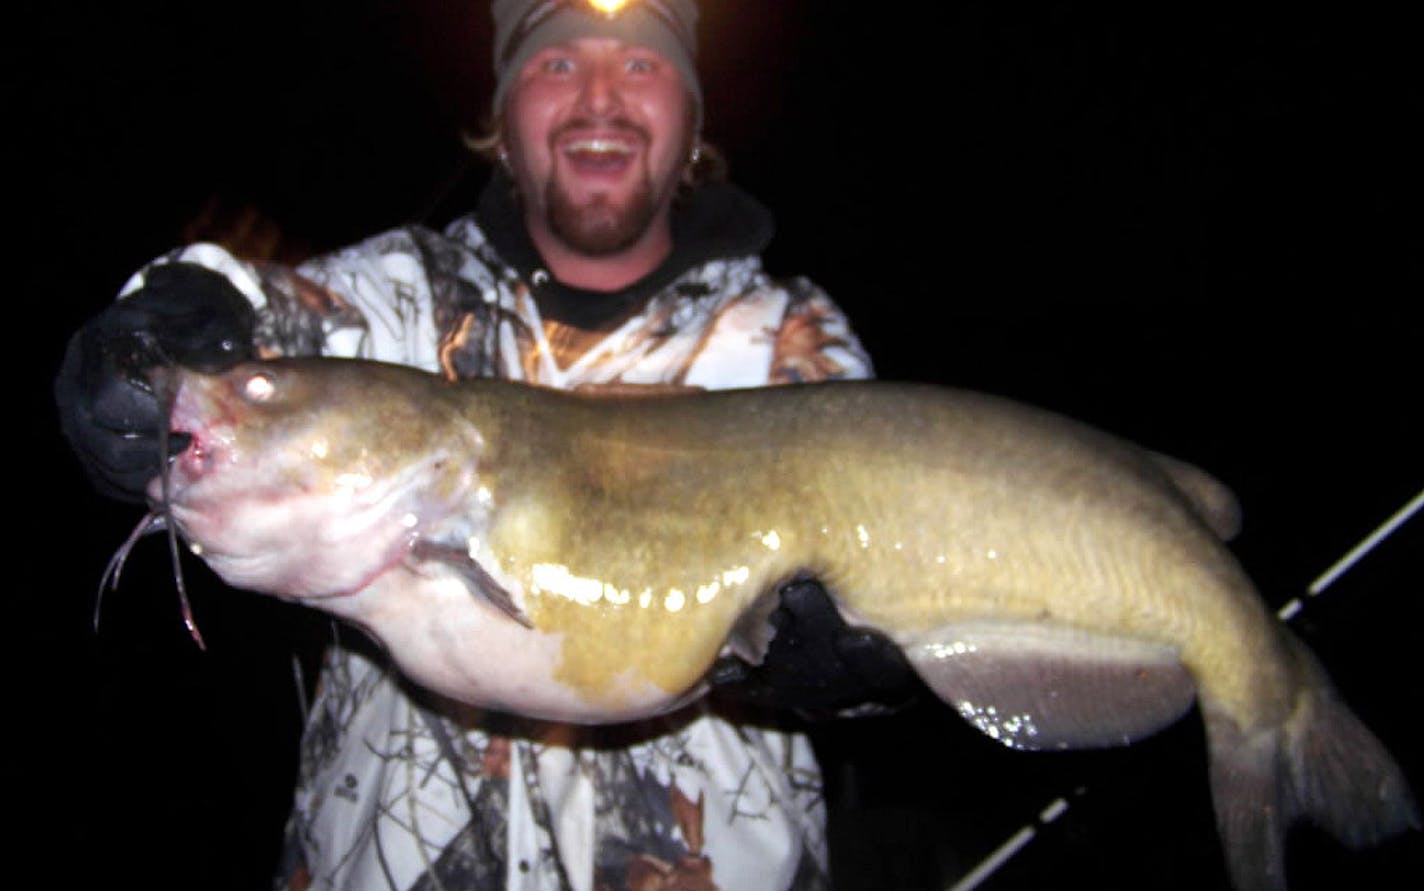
[1281,644,1418,847]
[1203,638,1418,890]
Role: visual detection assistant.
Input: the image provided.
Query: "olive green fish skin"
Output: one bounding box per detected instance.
[156,357,1417,891]
[489,379,1279,721]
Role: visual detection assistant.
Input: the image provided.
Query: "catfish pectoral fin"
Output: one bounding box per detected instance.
[410,539,533,628]
[903,621,1196,750]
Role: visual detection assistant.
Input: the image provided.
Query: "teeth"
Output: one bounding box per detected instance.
[564,138,633,154]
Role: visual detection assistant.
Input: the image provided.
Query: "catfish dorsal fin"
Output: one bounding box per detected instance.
[1147,450,1243,541]
[410,539,533,628]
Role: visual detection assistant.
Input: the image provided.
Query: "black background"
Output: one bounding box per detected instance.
[15,1,1422,888]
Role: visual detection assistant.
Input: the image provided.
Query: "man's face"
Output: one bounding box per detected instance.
[503,37,695,257]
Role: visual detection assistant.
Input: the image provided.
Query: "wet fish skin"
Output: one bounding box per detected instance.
[152,357,1417,890]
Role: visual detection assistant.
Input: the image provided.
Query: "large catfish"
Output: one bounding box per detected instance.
[144,357,1414,890]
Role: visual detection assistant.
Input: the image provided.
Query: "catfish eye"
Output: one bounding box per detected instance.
[242,371,277,402]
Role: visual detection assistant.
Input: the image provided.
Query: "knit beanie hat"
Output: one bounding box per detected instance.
[492,0,701,124]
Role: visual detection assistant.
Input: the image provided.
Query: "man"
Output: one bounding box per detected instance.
[56,1,912,888]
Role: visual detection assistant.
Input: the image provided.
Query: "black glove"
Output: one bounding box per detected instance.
[54,263,258,503]
[708,579,922,717]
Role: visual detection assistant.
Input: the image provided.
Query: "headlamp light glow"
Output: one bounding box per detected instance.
[500,0,694,68]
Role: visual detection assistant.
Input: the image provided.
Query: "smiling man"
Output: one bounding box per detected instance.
[495,0,702,291]
[54,1,910,889]
[504,38,690,277]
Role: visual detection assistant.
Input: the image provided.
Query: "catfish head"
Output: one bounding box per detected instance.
[151,358,484,601]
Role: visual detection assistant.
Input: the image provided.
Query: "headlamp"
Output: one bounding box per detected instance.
[499,0,695,68]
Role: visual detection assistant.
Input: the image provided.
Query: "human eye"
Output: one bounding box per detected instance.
[542,55,575,74]
[624,55,658,74]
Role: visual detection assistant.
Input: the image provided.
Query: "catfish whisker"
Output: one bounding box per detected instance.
[151,361,206,651]
[95,510,168,632]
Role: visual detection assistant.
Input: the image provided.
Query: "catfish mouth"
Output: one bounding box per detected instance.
[169,428,215,487]
[145,426,212,508]
[151,379,229,504]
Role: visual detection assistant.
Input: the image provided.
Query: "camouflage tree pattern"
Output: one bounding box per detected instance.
[127,206,871,891]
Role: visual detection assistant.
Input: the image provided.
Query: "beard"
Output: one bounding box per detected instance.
[543,169,662,257]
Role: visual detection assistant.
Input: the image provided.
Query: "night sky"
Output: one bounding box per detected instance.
[17,2,1423,888]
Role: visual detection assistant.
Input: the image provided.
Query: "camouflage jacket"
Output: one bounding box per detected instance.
[130,180,873,891]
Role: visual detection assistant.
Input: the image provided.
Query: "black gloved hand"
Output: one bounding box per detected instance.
[54,263,258,503]
[708,579,922,718]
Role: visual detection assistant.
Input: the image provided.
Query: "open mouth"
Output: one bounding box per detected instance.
[559,134,639,175]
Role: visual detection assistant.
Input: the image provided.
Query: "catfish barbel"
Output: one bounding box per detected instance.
[141,357,1414,890]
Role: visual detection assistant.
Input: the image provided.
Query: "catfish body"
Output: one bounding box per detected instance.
[153,357,1416,890]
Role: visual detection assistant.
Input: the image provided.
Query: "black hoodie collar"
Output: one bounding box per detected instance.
[471,171,775,329]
